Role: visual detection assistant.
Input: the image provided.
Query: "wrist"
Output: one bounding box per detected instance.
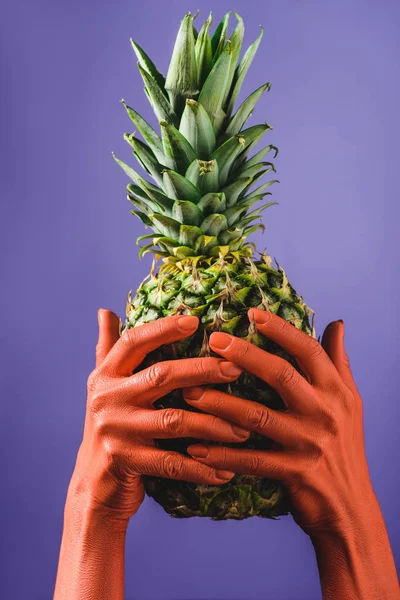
[66,468,133,528]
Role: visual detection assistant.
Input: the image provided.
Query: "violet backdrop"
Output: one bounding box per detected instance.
[1,1,399,599]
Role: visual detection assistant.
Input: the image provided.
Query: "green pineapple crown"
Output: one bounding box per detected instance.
[113,11,280,273]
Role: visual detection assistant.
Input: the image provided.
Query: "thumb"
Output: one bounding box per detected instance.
[321,319,357,396]
[95,308,121,367]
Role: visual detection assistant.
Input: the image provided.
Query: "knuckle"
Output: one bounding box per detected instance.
[277,365,297,389]
[248,454,262,472]
[328,381,355,412]
[87,368,102,393]
[235,341,250,359]
[246,406,270,432]
[321,407,340,436]
[211,390,225,411]
[145,363,168,388]
[93,411,112,439]
[120,327,135,347]
[303,337,324,359]
[160,452,184,479]
[277,319,293,335]
[89,388,110,412]
[195,358,218,383]
[159,408,184,435]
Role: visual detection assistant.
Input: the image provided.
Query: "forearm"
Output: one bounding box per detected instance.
[53,483,129,600]
[310,489,399,600]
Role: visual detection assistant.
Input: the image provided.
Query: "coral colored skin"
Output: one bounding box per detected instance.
[184,308,400,600]
[53,309,248,600]
[53,309,399,600]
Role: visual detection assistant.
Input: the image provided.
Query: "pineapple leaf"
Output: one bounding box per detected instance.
[223,205,248,227]
[218,227,244,245]
[172,246,197,259]
[127,184,167,214]
[243,223,265,236]
[220,177,253,207]
[165,12,199,112]
[138,241,159,258]
[124,134,165,187]
[137,63,178,126]
[149,213,181,239]
[240,180,279,201]
[194,234,219,253]
[234,161,273,181]
[238,192,272,209]
[195,12,213,87]
[242,144,279,170]
[197,192,227,215]
[136,232,163,246]
[224,83,271,140]
[128,195,158,217]
[172,200,203,225]
[222,12,245,107]
[179,224,203,246]
[232,128,273,170]
[200,213,228,236]
[238,123,272,151]
[211,12,230,61]
[225,26,264,116]
[179,99,216,159]
[162,169,202,202]
[198,40,233,134]
[112,152,148,187]
[185,159,219,194]
[211,134,247,186]
[121,100,165,163]
[160,120,197,173]
[130,38,166,92]
[127,182,174,213]
[131,210,153,227]
[246,201,279,219]
[234,214,262,229]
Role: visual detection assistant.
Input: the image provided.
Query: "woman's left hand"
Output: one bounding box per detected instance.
[183,308,374,538]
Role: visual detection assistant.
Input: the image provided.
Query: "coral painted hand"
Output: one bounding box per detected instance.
[70,309,250,521]
[183,308,400,598]
[183,308,371,537]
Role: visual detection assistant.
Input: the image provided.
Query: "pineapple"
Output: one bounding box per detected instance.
[113,11,316,520]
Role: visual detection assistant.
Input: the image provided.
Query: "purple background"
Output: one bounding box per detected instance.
[1,0,399,598]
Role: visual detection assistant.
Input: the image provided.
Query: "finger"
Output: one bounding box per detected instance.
[125,408,250,442]
[122,357,242,407]
[208,332,315,414]
[100,314,200,377]
[186,444,298,482]
[247,308,341,390]
[132,445,236,485]
[183,387,303,448]
[96,309,121,367]
[321,320,359,397]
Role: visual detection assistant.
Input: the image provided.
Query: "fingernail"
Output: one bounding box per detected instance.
[210,332,232,350]
[219,361,242,378]
[177,315,199,331]
[250,308,272,323]
[231,425,250,439]
[337,319,344,324]
[184,387,204,401]
[216,469,235,481]
[188,445,209,458]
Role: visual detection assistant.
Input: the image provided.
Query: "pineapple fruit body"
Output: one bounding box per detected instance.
[114,11,316,519]
[122,254,314,519]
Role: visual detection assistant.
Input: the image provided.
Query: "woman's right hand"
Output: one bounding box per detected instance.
[67,309,249,522]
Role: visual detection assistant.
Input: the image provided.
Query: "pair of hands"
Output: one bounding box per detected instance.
[71,307,371,538]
